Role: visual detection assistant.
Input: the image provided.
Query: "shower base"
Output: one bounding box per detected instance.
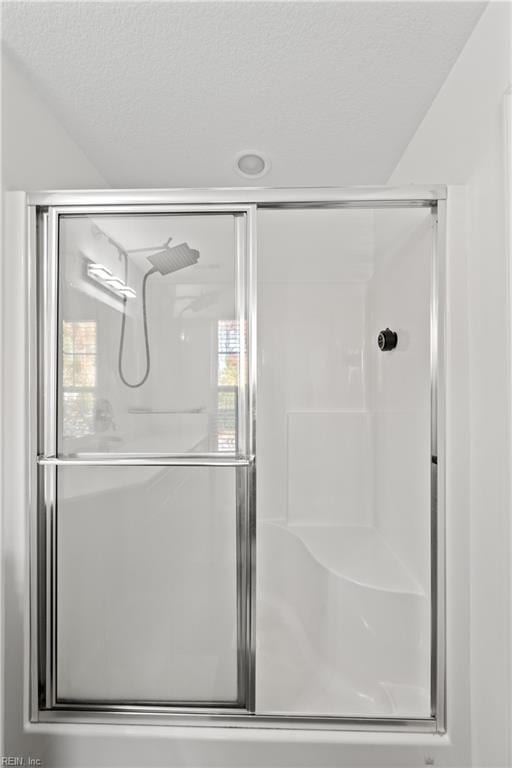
[256,522,430,718]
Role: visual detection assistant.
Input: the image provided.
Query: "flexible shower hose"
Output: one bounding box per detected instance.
[118,254,158,388]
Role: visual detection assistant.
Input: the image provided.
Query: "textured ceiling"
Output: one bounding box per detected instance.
[2,1,485,187]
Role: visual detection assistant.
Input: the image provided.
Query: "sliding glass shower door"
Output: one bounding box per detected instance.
[31,187,444,731]
[255,206,435,719]
[39,207,255,708]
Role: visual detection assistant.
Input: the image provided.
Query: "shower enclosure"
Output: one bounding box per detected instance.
[28,187,445,732]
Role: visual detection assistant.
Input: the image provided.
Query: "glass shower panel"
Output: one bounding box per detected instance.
[57,213,244,456]
[56,465,240,703]
[255,206,433,717]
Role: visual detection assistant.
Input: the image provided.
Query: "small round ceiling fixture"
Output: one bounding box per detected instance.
[235,151,270,179]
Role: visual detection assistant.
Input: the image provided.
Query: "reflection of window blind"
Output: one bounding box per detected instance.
[217,320,239,452]
[218,321,240,356]
[62,321,97,438]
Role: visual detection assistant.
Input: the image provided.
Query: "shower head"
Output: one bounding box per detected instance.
[147,242,200,275]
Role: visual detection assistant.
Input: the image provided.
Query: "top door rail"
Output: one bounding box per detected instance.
[27,185,446,208]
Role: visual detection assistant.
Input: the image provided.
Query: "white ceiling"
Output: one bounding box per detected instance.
[2,1,485,187]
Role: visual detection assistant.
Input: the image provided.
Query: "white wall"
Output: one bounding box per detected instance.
[389,3,512,766]
[1,51,104,762]
[1,49,108,190]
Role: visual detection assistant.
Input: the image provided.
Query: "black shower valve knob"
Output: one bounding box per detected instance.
[378,328,398,351]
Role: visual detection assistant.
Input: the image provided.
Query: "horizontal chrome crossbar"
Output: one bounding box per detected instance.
[38,455,254,467]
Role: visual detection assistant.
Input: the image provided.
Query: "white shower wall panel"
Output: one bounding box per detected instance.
[367,208,433,593]
[287,410,371,525]
[257,280,368,524]
[257,211,371,525]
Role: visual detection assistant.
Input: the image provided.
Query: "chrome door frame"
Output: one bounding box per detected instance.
[27,186,446,733]
[32,203,257,715]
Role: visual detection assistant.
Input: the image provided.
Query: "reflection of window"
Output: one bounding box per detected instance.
[62,321,97,438]
[217,320,240,452]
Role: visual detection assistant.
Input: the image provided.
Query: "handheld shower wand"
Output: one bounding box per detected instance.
[117,238,200,388]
